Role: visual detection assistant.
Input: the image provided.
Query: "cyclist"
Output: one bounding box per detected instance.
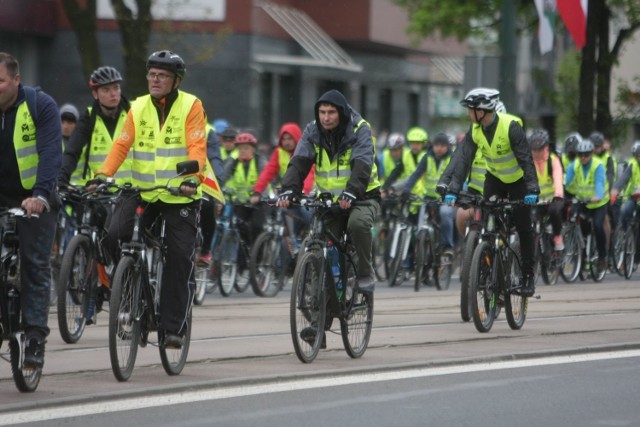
[591,130,619,263]
[0,52,61,368]
[276,89,381,290]
[219,126,239,162]
[223,132,267,248]
[59,103,79,149]
[382,127,428,194]
[377,132,406,183]
[562,132,581,172]
[564,138,609,272]
[402,131,456,257]
[442,88,540,297]
[92,50,207,349]
[530,129,565,250]
[610,141,640,262]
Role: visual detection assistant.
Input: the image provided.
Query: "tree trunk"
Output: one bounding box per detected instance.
[61,0,101,80]
[595,3,612,138]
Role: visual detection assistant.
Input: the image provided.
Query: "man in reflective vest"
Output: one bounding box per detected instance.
[92,50,206,349]
[277,89,381,291]
[443,88,540,297]
[0,52,61,369]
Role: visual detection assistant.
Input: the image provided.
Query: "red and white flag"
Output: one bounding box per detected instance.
[534,0,557,55]
[557,0,588,50]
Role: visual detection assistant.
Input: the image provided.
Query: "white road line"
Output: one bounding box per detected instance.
[2,349,640,425]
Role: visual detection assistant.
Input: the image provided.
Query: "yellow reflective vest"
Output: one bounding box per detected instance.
[12,102,38,189]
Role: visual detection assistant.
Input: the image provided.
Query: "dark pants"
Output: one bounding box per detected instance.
[106,197,200,336]
[19,208,58,339]
[483,174,535,277]
[540,198,564,237]
[582,204,607,259]
[199,196,216,255]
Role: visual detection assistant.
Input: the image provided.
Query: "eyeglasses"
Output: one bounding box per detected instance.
[146,72,173,81]
[578,152,592,158]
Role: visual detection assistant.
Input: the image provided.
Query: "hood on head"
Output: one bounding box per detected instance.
[314,89,350,135]
[278,122,302,148]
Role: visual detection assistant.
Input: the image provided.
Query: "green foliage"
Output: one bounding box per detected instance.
[554,51,581,137]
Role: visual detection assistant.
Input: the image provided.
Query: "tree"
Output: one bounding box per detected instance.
[393,0,640,141]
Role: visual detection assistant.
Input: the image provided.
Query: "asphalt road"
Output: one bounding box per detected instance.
[1,270,638,423]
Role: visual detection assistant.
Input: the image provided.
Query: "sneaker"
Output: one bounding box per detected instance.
[357,274,376,293]
[24,335,46,369]
[96,285,111,313]
[197,253,212,267]
[553,235,564,251]
[164,333,184,349]
[300,325,326,348]
[517,274,535,297]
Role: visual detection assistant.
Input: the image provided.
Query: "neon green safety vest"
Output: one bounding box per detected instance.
[277,147,290,178]
[70,107,132,185]
[571,157,610,209]
[129,92,202,203]
[314,119,381,200]
[468,150,487,194]
[221,147,238,161]
[12,102,39,189]
[623,158,640,198]
[423,154,452,198]
[226,158,259,202]
[381,148,398,181]
[471,112,524,184]
[536,153,559,202]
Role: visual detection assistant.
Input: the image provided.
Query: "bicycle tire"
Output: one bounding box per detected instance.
[388,227,408,288]
[159,309,192,375]
[413,230,432,292]
[215,231,239,296]
[108,256,141,382]
[290,250,326,363]
[10,337,41,393]
[234,245,251,293]
[372,225,388,281]
[623,232,636,279]
[612,225,626,276]
[469,240,496,333]
[341,254,373,358]
[560,224,582,283]
[460,230,478,322]
[504,240,527,330]
[250,231,286,297]
[588,237,606,282]
[57,234,94,344]
[193,266,208,305]
[539,233,559,285]
[435,251,453,291]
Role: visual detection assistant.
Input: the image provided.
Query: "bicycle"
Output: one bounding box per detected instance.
[560,199,607,283]
[468,198,527,333]
[210,195,254,297]
[533,203,562,286]
[289,193,374,363]
[108,160,198,382]
[0,208,42,392]
[386,196,415,288]
[413,196,453,292]
[249,199,300,297]
[57,186,117,343]
[371,194,398,281]
[616,194,640,279]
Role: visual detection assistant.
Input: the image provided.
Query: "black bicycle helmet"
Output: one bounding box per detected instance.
[89,66,123,88]
[589,131,605,147]
[528,129,550,150]
[431,132,450,145]
[146,50,186,80]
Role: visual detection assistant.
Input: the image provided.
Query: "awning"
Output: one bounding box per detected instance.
[256,3,363,73]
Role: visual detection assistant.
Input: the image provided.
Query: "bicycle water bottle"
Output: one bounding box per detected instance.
[328,242,343,295]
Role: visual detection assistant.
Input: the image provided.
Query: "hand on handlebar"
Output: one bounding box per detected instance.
[524,194,538,205]
[276,190,297,208]
[338,191,356,209]
[179,179,198,197]
[85,175,107,192]
[21,196,47,217]
[444,194,457,206]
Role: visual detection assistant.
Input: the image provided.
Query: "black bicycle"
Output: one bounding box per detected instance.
[0,208,42,392]
[289,193,374,363]
[108,161,198,381]
[469,198,527,333]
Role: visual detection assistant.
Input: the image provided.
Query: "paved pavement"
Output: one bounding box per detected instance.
[1,274,639,410]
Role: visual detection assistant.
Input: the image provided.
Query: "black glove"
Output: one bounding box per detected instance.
[278,190,298,204]
[180,179,198,190]
[85,176,106,189]
[339,191,357,205]
[436,183,448,197]
[400,191,411,204]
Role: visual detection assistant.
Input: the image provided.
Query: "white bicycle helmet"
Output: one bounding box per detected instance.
[495,101,507,113]
[631,141,640,155]
[460,88,500,111]
[387,133,405,150]
[576,139,594,154]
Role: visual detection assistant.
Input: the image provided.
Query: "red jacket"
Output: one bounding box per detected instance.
[253,123,315,194]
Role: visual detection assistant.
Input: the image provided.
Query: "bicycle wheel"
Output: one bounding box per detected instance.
[560,224,582,283]
[504,240,527,330]
[589,236,606,282]
[215,231,239,296]
[372,224,388,281]
[435,250,453,291]
[159,309,192,375]
[250,232,286,297]
[388,227,408,288]
[623,231,636,279]
[290,250,326,363]
[612,225,626,276]
[469,241,496,333]
[57,234,94,344]
[193,266,209,305]
[539,233,559,285]
[108,256,141,382]
[460,230,478,322]
[234,245,251,293]
[341,266,373,359]
[413,230,432,292]
[10,336,41,393]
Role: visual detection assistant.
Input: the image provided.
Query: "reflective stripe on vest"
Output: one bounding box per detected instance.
[130,92,201,203]
[468,152,487,194]
[572,157,610,209]
[13,102,38,189]
[471,112,524,184]
[314,119,381,199]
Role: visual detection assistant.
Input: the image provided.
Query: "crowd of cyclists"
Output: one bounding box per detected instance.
[2,47,640,384]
